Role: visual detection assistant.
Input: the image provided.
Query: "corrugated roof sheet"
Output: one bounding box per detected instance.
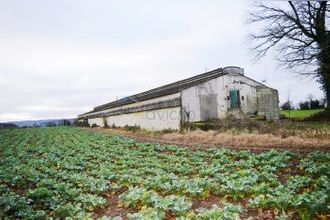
[80,68,224,116]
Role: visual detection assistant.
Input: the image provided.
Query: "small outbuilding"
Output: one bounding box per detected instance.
[78,66,279,130]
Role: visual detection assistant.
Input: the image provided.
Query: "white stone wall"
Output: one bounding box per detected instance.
[257,87,280,120]
[181,73,277,122]
[105,107,181,130]
[86,93,181,130]
[88,107,181,130]
[224,73,260,116]
[88,118,105,127]
[181,78,219,122]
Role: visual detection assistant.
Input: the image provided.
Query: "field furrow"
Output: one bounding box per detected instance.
[0,127,329,219]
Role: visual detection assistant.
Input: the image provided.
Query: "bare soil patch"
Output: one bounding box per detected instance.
[93,191,137,219]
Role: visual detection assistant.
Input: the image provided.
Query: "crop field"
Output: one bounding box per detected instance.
[0,127,329,219]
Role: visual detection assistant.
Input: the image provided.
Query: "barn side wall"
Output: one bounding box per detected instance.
[86,93,181,130]
[107,107,181,130]
[87,107,181,130]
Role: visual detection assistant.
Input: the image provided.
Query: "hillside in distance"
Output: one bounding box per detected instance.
[1,118,76,128]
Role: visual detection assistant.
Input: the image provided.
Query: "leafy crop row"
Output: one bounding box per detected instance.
[0,127,329,219]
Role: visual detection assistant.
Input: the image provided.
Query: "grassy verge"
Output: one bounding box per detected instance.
[179,118,330,138]
[281,109,324,119]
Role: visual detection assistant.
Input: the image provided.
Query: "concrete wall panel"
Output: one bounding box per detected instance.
[88,107,181,130]
[88,118,104,127]
[257,87,279,120]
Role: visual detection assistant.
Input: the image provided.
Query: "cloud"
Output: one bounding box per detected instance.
[0,113,34,122]
[0,0,324,121]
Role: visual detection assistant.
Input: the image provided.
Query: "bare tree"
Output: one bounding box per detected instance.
[249,1,329,107]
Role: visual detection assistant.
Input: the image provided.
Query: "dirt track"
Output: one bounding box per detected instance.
[84,128,330,153]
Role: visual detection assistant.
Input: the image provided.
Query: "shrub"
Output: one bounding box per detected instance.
[124,125,140,132]
[102,117,109,128]
[91,123,98,128]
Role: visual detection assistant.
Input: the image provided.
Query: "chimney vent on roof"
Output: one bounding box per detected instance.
[223,66,244,75]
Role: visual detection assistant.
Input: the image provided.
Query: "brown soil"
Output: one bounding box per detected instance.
[277,159,305,184]
[192,195,223,210]
[85,128,330,153]
[92,192,298,219]
[92,191,137,219]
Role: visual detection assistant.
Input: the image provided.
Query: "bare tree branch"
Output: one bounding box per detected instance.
[248,1,330,105]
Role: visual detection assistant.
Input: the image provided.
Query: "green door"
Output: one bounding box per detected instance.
[230,90,239,108]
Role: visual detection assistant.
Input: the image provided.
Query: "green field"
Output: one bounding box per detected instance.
[281,109,324,119]
[0,127,329,219]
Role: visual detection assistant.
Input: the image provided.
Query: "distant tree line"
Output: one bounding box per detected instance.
[0,123,18,129]
[0,119,80,129]
[44,119,73,127]
[15,119,78,129]
[281,98,326,110]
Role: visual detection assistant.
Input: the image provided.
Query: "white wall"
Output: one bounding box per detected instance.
[106,107,181,130]
[86,73,279,129]
[88,107,181,130]
[257,87,279,120]
[88,118,104,127]
[224,73,260,115]
[181,77,219,122]
[181,73,272,122]
[85,92,181,130]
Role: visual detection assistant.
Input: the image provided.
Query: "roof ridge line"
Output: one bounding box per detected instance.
[92,67,224,112]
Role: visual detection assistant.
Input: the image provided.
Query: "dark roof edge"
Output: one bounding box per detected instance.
[90,68,224,113]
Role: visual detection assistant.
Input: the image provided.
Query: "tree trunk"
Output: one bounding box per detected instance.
[319,50,330,108]
[318,32,330,109]
[318,61,330,109]
[323,71,330,109]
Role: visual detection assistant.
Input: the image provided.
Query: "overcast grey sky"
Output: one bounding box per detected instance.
[0,0,324,122]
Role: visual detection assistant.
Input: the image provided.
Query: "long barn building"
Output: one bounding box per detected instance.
[78,66,279,130]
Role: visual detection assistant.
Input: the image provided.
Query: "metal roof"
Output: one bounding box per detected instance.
[80,68,224,116]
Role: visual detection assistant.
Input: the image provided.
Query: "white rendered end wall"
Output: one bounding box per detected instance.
[181,73,272,122]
